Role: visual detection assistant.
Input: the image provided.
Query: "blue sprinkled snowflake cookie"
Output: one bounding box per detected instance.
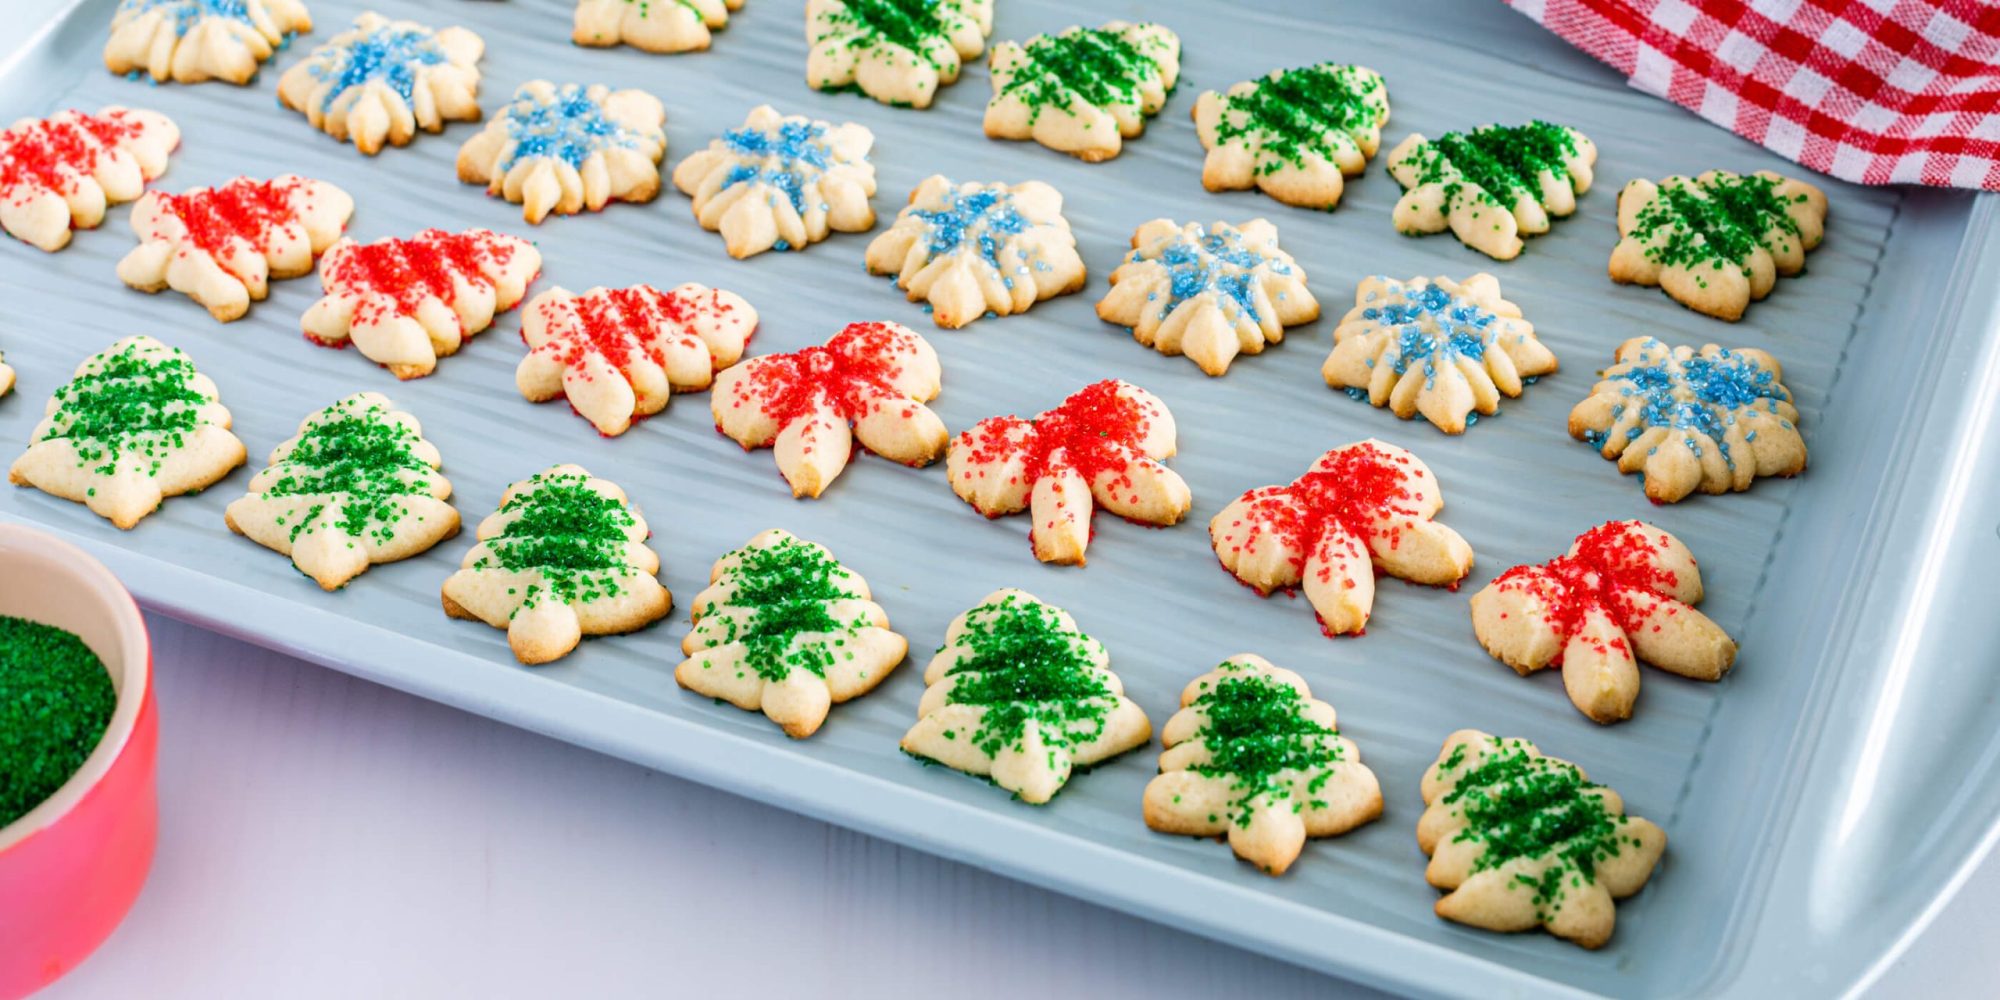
[455,81,666,224]
[104,0,313,85]
[1096,219,1318,376]
[863,176,1084,329]
[1568,337,1805,502]
[672,104,876,259]
[1323,274,1557,434]
[278,12,482,155]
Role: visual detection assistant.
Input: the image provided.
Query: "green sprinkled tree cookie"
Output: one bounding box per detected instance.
[1194,63,1389,210]
[1418,730,1666,950]
[1143,655,1381,875]
[441,464,671,665]
[1609,169,1827,321]
[9,336,245,530]
[806,0,993,109]
[902,589,1151,804]
[675,529,908,738]
[226,393,460,591]
[983,22,1180,163]
[1386,121,1596,261]
[574,0,743,54]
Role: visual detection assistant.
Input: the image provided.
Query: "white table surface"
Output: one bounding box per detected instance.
[35,615,1998,999]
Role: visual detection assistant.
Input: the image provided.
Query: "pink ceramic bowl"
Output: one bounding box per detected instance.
[0,524,156,999]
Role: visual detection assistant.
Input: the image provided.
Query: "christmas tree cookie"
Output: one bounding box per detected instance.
[1322,274,1557,434]
[118,174,354,322]
[672,105,877,259]
[1143,655,1381,875]
[1610,169,1827,320]
[574,0,742,54]
[1419,730,1666,949]
[1097,219,1318,376]
[1193,63,1389,210]
[456,81,667,224]
[902,589,1151,804]
[518,283,758,437]
[302,228,542,379]
[806,0,992,108]
[1387,121,1596,261]
[441,465,671,665]
[0,107,180,252]
[104,0,313,85]
[864,175,1085,329]
[9,336,245,529]
[676,529,907,738]
[985,22,1179,162]
[278,12,484,155]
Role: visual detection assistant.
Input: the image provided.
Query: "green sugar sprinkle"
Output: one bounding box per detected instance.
[1183,667,1345,827]
[1000,25,1170,123]
[696,536,869,682]
[261,400,436,546]
[815,0,960,70]
[0,614,116,828]
[41,340,210,478]
[1395,120,1581,214]
[937,593,1112,758]
[1215,64,1387,176]
[1633,171,1803,273]
[473,471,637,612]
[1439,737,1635,916]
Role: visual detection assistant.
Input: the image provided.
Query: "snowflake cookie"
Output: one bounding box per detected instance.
[0,107,179,252]
[676,529,908,738]
[902,589,1151,804]
[226,393,458,590]
[806,0,992,108]
[713,321,944,497]
[574,0,741,54]
[1610,169,1827,320]
[104,0,312,85]
[1143,654,1382,875]
[277,12,483,155]
[1419,730,1666,949]
[948,379,1189,566]
[1471,520,1735,724]
[985,22,1180,162]
[672,105,876,258]
[864,175,1084,329]
[1212,439,1472,637]
[1386,121,1596,261]
[1569,337,1804,502]
[1097,219,1318,376]
[302,228,541,380]
[1193,63,1389,210]
[1322,274,1557,434]
[518,283,757,437]
[118,174,354,322]
[456,81,667,224]
[441,465,672,665]
[9,336,245,530]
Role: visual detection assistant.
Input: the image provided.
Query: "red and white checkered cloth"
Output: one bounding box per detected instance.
[1503,0,2000,190]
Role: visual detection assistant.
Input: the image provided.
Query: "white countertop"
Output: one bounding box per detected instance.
[35,616,1997,999]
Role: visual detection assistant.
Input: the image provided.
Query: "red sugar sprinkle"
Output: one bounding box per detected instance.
[0,110,143,201]
[1231,441,1423,576]
[956,379,1152,490]
[324,228,521,328]
[1491,522,1682,648]
[148,177,306,258]
[742,321,920,427]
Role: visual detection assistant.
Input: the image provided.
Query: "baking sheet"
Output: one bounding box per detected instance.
[3,1,1998,997]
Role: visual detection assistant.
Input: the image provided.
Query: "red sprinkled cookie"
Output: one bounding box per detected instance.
[518,283,758,436]
[0,107,179,252]
[117,174,354,322]
[302,228,541,379]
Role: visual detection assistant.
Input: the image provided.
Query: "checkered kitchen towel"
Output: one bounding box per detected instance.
[1503,0,2000,190]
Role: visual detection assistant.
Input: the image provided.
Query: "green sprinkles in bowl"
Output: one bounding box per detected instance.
[0,615,115,829]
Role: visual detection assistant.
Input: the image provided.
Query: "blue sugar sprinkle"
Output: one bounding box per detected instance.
[1614,341,1787,470]
[499,83,638,171]
[306,21,448,112]
[119,0,251,37]
[718,119,836,214]
[910,188,1029,268]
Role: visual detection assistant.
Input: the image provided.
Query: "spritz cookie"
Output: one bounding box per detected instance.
[864,175,1084,329]
[456,81,667,224]
[1097,218,1318,376]
[519,283,757,436]
[1386,121,1595,260]
[902,589,1151,804]
[0,107,179,252]
[1569,337,1804,502]
[1322,274,1557,434]
[1143,654,1382,875]
[0,351,12,399]
[574,0,741,54]
[278,12,483,155]
[9,336,245,530]
[1194,63,1388,210]
[226,393,458,590]
[948,380,1189,565]
[441,465,671,665]
[1212,439,1472,637]
[806,0,991,108]
[1610,169,1827,320]
[672,105,876,258]
[118,174,354,322]
[984,22,1179,162]
[1419,730,1666,949]
[302,228,540,380]
[676,529,907,738]
[104,0,312,85]
[1471,520,1735,724]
